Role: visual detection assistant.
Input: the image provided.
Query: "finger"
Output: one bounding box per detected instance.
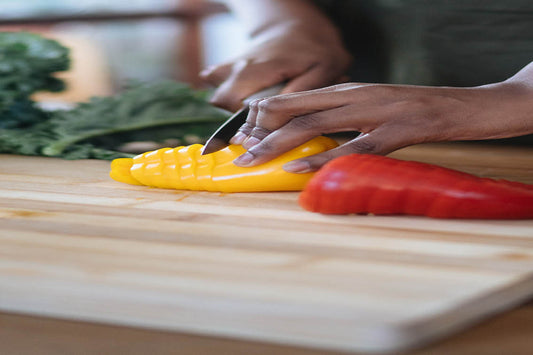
[209,79,253,112]
[236,83,387,149]
[237,105,357,165]
[241,127,272,149]
[230,91,286,146]
[242,83,360,139]
[229,122,254,145]
[244,91,397,150]
[250,85,357,133]
[229,95,266,146]
[240,93,332,150]
[209,60,292,111]
[233,128,318,168]
[283,127,417,173]
[199,63,232,87]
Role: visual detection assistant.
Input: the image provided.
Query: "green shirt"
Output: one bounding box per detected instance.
[313,0,533,86]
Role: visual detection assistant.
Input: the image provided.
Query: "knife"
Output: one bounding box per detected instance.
[201,84,284,155]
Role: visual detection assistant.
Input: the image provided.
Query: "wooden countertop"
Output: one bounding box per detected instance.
[1,300,532,355]
[1,142,533,354]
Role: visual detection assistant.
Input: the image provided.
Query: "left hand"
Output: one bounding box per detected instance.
[231,79,533,173]
[199,20,351,112]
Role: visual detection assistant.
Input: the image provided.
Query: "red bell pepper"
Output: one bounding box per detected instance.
[299,154,533,219]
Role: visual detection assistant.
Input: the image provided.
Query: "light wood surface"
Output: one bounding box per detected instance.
[1,300,533,355]
[1,142,533,353]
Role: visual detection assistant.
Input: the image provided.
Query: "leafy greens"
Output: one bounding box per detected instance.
[0,32,228,160]
[0,31,69,129]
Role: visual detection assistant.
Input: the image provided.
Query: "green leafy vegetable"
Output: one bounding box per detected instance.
[0,32,229,160]
[40,80,228,158]
[0,32,69,129]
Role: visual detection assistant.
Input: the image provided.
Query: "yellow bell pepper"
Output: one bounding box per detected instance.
[110,136,338,192]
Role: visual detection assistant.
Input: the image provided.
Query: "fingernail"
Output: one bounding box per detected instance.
[233,152,255,166]
[283,160,312,173]
[230,132,246,145]
[242,137,261,149]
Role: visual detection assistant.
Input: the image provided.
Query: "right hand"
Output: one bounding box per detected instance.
[200,22,352,112]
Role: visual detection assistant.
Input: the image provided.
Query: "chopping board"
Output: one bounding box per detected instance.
[1,142,533,354]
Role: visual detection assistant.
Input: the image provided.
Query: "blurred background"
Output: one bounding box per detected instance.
[0,0,247,101]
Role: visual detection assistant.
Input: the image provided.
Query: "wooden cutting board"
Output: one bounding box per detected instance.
[1,142,533,354]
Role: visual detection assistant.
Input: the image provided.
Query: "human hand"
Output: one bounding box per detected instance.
[231,79,533,172]
[200,22,352,112]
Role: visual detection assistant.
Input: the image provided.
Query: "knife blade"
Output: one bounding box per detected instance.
[201,84,284,155]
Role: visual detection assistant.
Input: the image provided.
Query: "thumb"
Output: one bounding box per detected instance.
[283,130,409,173]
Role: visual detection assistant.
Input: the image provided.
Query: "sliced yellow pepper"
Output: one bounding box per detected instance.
[109,136,338,192]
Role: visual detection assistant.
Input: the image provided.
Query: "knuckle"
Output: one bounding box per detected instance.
[248,98,262,112]
[286,114,322,131]
[238,122,254,136]
[250,126,272,140]
[257,97,284,114]
[346,139,380,154]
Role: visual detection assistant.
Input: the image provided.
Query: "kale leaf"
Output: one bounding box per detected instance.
[41,80,228,159]
[0,32,229,160]
[0,32,69,128]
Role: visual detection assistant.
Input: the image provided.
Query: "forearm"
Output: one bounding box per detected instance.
[496,61,533,133]
[232,61,533,170]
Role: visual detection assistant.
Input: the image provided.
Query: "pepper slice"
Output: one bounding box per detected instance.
[110,136,338,192]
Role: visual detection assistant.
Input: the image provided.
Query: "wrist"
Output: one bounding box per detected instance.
[504,61,533,89]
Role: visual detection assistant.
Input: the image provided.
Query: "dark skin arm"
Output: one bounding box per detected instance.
[204,1,533,173]
[232,62,533,172]
[200,0,352,112]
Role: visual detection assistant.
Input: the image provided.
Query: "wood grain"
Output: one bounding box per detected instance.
[1,142,533,353]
